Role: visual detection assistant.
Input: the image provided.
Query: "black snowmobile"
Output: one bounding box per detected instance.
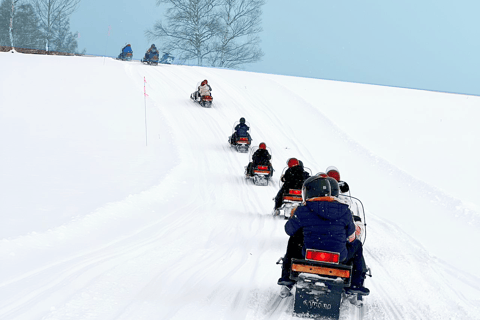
[141,47,160,66]
[228,120,251,153]
[244,146,273,186]
[272,165,312,219]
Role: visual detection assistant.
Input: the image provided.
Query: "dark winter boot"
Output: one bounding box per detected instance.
[345,285,370,296]
[277,277,295,287]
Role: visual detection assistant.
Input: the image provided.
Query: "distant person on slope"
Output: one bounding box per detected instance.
[193,79,212,101]
[144,44,158,60]
[119,44,133,60]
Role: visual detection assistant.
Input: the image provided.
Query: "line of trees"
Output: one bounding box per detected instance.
[0,0,80,53]
[147,0,265,68]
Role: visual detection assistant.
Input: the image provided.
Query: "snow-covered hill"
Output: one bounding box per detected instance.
[1,53,479,319]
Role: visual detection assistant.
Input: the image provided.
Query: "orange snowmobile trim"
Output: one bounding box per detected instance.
[292,263,351,279]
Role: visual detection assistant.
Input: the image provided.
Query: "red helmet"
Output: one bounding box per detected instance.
[259,142,266,149]
[201,79,208,86]
[287,158,299,168]
[326,166,340,182]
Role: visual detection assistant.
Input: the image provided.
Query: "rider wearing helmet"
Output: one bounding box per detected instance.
[121,44,133,54]
[246,142,272,177]
[273,158,310,212]
[230,117,251,145]
[326,165,349,194]
[144,44,158,60]
[326,176,340,198]
[279,176,369,295]
[118,44,133,60]
[195,79,212,100]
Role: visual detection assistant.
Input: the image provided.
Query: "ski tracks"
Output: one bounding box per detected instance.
[121,65,294,319]
[359,213,480,320]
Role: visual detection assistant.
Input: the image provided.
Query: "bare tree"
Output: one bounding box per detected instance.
[209,0,264,68]
[0,0,20,47]
[147,0,220,66]
[31,0,80,51]
[50,12,78,53]
[0,0,42,49]
[12,2,43,48]
[7,0,18,47]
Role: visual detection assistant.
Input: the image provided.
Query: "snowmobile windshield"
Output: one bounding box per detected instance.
[278,166,288,189]
[338,194,367,244]
[303,167,313,176]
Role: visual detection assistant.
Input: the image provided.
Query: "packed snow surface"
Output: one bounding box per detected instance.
[1,53,480,319]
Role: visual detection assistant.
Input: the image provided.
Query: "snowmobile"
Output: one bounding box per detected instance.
[228,121,253,153]
[117,51,133,61]
[159,52,174,64]
[117,45,133,61]
[288,250,365,319]
[228,120,252,153]
[190,93,213,108]
[273,166,312,219]
[278,196,370,320]
[141,52,159,66]
[245,146,273,186]
[190,81,213,108]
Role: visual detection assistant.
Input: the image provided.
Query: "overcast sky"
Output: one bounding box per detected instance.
[70,0,480,96]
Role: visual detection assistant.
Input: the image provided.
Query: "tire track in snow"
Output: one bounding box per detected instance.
[125,65,297,319]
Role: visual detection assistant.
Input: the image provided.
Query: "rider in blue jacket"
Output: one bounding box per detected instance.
[118,44,133,60]
[122,44,133,54]
[278,175,369,295]
[230,117,251,145]
[144,44,158,60]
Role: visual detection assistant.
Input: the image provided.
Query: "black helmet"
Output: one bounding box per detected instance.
[326,176,340,197]
[302,175,331,201]
[240,117,245,124]
[151,44,156,47]
[298,160,304,168]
